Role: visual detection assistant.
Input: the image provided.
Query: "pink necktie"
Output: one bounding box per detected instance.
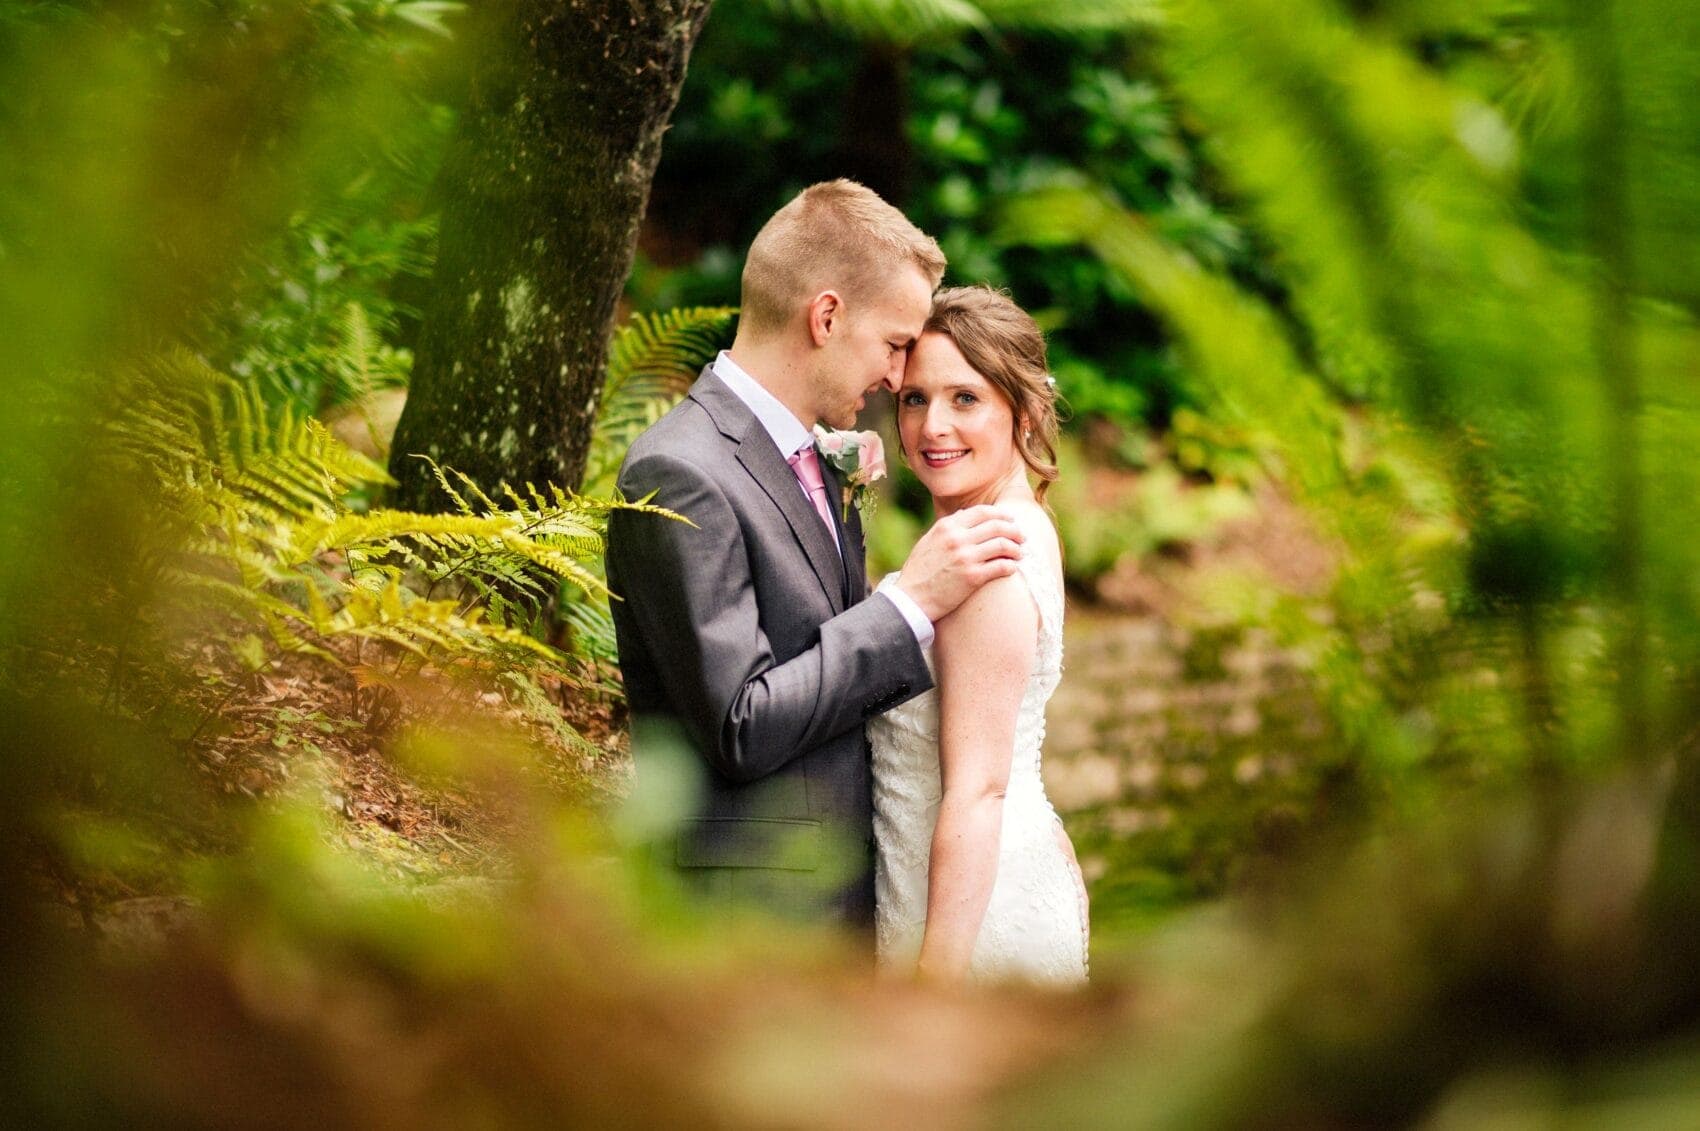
[788,445,840,550]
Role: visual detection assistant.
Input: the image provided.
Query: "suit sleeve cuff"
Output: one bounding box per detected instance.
[878,587,935,650]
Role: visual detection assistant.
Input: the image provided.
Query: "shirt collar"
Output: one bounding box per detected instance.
[712,351,814,459]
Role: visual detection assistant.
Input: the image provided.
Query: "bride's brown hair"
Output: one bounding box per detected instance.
[921,286,1063,504]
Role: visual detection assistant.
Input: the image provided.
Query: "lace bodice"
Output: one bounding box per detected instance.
[868,551,1088,986]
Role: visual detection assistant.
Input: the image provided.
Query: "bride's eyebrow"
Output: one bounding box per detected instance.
[903,382,978,396]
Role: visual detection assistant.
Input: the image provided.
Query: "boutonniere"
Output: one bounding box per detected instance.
[812,425,886,523]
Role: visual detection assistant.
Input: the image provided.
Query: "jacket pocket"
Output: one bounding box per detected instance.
[674,817,823,871]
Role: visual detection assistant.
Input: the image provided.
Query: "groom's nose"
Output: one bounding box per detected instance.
[880,354,907,393]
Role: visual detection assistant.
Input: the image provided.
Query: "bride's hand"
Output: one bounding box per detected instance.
[914,952,968,986]
[894,505,1024,624]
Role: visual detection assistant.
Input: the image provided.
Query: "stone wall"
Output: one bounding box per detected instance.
[1039,610,1333,890]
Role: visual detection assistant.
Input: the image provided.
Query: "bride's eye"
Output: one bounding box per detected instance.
[900,392,926,408]
[955,391,979,406]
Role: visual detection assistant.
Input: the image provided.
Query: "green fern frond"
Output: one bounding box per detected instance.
[494,670,607,762]
[302,479,620,603]
[390,0,466,37]
[766,0,987,41]
[763,0,1160,45]
[971,0,1161,34]
[105,346,685,730]
[111,350,391,520]
[560,591,620,668]
[295,511,537,555]
[604,305,737,397]
[311,577,561,664]
[585,306,735,493]
[602,489,700,529]
[999,183,1342,492]
[333,301,380,405]
[415,454,506,517]
[498,481,603,543]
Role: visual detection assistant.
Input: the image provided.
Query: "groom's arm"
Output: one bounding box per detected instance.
[609,451,932,784]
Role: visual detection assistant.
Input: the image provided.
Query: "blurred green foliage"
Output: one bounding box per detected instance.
[1048,438,1255,587]
[5,0,1700,1126]
[641,1,1265,434]
[187,8,458,417]
[1000,0,1700,791]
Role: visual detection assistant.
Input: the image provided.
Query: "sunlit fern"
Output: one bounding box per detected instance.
[109,350,390,590]
[760,0,1161,46]
[384,0,467,38]
[328,300,411,402]
[107,350,680,703]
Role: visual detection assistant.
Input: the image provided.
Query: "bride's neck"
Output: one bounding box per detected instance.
[934,467,1033,518]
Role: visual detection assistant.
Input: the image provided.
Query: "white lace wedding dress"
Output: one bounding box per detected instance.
[869,555,1089,986]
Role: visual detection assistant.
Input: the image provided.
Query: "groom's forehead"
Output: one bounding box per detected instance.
[858,294,927,337]
[871,263,936,315]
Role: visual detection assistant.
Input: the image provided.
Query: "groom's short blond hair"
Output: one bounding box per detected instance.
[738,180,946,335]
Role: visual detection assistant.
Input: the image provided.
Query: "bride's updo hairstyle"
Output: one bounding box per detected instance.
[922,286,1063,504]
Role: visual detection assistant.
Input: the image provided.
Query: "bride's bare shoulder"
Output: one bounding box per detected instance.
[935,499,1055,657]
[934,568,1039,674]
[1002,497,1062,577]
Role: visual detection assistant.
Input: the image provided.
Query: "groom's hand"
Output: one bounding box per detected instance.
[895,505,1025,624]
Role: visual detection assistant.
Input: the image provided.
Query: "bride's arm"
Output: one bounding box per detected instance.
[916,571,1038,982]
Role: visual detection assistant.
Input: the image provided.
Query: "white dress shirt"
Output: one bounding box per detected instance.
[711,351,934,649]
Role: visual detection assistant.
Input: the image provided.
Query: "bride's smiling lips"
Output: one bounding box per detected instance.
[920,447,968,468]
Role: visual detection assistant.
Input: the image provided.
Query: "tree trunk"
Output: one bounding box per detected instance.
[838,44,912,206]
[388,0,714,509]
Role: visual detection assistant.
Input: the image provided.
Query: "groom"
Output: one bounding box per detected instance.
[606,180,1024,929]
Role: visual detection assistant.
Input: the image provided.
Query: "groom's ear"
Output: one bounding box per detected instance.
[806,290,842,347]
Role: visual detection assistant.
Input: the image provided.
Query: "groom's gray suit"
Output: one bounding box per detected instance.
[606,366,934,928]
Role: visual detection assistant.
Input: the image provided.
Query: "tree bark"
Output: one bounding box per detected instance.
[388,0,714,509]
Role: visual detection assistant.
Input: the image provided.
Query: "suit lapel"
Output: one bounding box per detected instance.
[844,502,869,603]
[818,456,863,605]
[690,370,846,615]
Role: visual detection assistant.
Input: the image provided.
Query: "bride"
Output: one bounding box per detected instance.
[870,286,1090,986]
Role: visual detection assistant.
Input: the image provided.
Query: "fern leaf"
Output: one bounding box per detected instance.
[761,0,1158,44]
[415,453,477,516]
[604,306,737,396]
[587,306,735,492]
[104,348,655,695]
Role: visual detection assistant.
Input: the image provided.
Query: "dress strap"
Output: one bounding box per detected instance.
[1012,553,1064,643]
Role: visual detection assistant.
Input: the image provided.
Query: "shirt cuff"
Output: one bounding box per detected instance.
[879,586,935,650]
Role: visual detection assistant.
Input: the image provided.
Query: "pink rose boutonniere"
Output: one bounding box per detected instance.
[812,425,886,523]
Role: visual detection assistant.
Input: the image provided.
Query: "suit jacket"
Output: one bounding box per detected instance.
[606,368,934,927]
